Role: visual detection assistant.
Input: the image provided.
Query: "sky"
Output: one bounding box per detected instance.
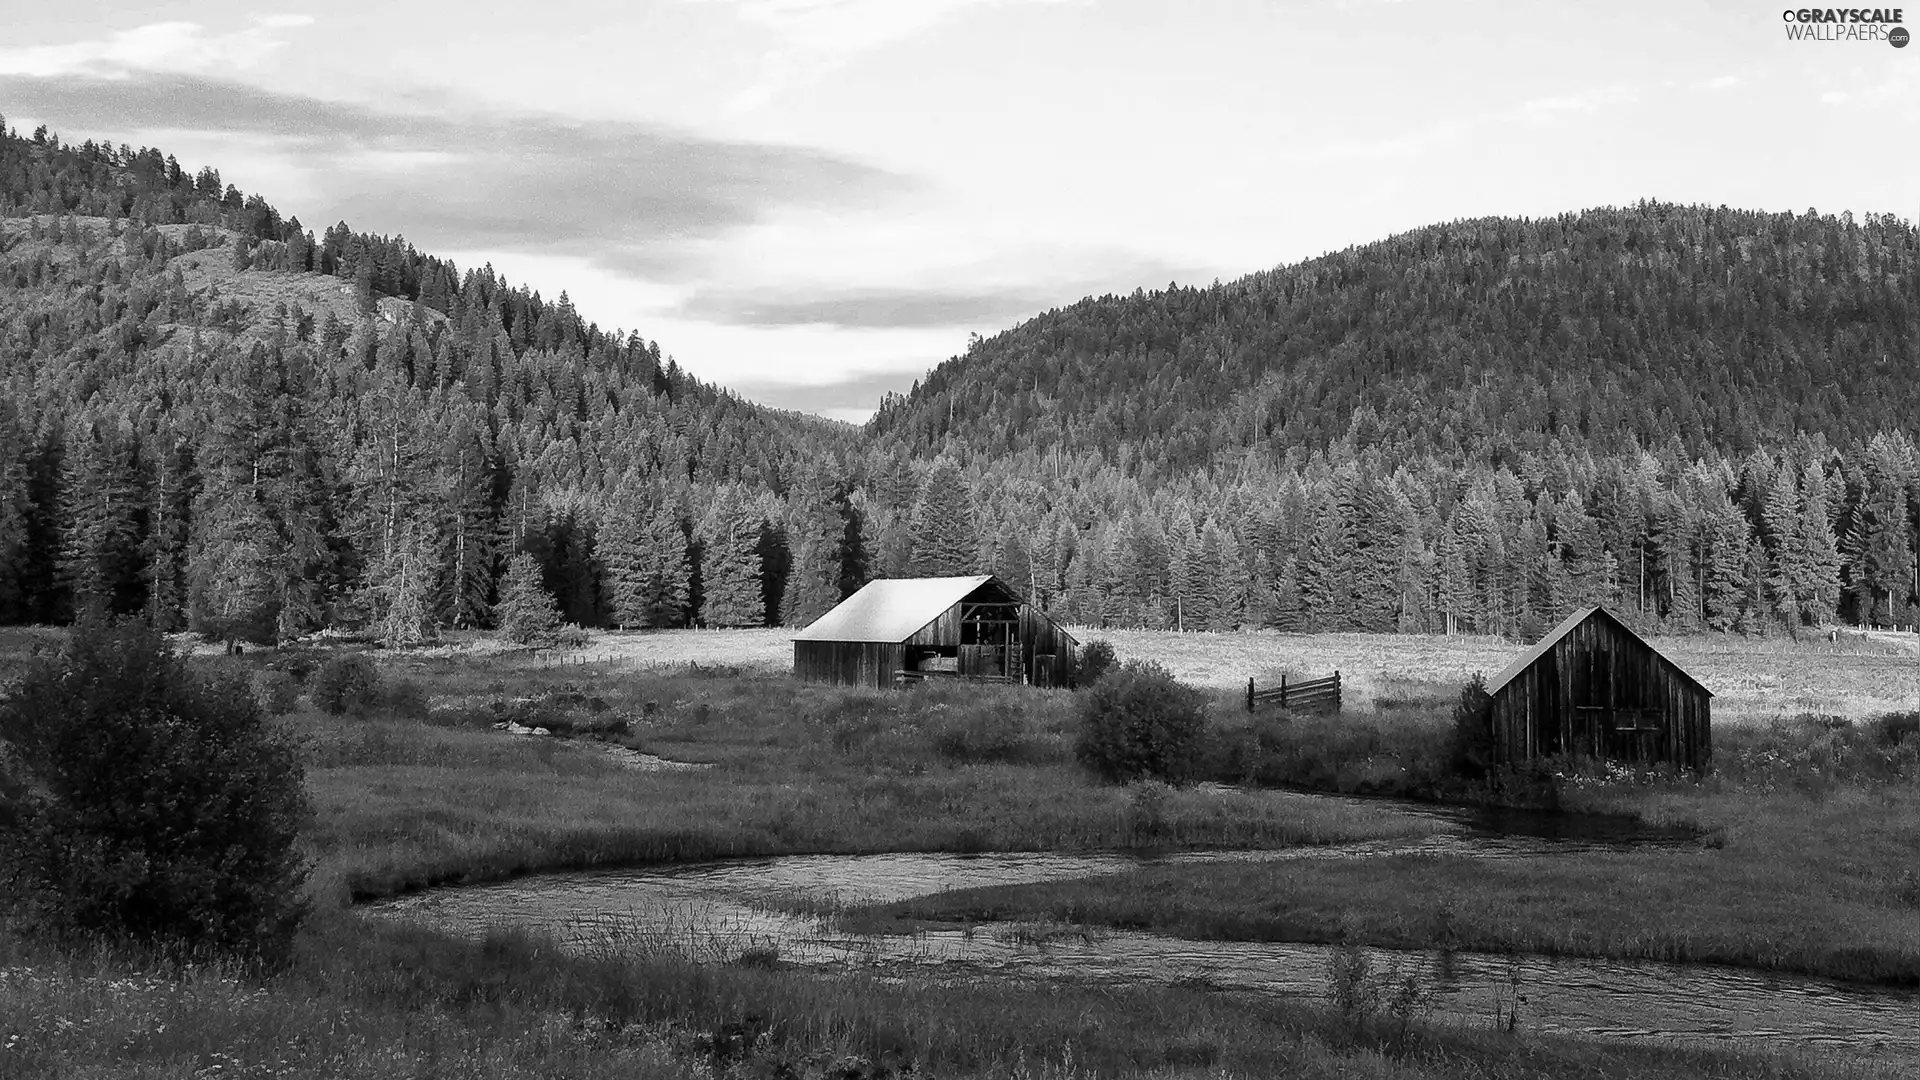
[2,0,1916,421]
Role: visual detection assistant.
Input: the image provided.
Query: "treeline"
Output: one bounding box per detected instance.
[872,202,1920,471]
[1,120,1916,643]
[934,434,1919,637]
[0,121,864,642]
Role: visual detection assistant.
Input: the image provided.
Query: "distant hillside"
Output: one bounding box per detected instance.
[1,122,1915,641]
[869,204,1920,468]
[0,122,859,635]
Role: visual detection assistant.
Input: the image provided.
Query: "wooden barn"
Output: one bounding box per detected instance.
[792,575,1078,690]
[1485,605,1712,771]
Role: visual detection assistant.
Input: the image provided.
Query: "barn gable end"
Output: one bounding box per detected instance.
[1485,606,1712,772]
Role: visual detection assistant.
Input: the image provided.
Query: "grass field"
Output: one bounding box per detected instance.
[493,623,1920,727]
[3,623,1917,1078]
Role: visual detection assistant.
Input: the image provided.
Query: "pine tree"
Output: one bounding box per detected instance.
[640,502,692,628]
[370,521,435,648]
[56,419,144,619]
[1299,483,1350,632]
[1166,509,1200,629]
[435,402,495,630]
[1797,464,1843,626]
[1188,519,1224,631]
[1845,439,1916,626]
[697,495,764,627]
[906,456,978,577]
[1761,465,1806,628]
[597,486,649,629]
[781,535,840,627]
[495,552,560,644]
[1213,523,1251,631]
[1701,491,1750,633]
[187,490,280,645]
[141,432,192,632]
[0,403,34,623]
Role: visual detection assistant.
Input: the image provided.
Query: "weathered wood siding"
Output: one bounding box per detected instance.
[793,641,906,689]
[1020,606,1078,686]
[795,577,1077,689]
[1488,611,1711,771]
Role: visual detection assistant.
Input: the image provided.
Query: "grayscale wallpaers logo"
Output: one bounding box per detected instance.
[1781,8,1908,45]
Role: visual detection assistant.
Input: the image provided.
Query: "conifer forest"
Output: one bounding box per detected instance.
[3,119,1918,646]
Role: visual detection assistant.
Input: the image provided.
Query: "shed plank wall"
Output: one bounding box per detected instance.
[793,641,905,690]
[1488,612,1710,771]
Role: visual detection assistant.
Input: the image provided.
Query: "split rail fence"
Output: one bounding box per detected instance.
[1246,671,1342,714]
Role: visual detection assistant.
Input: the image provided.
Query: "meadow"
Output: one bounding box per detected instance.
[2,623,1917,1078]
[511,622,1920,726]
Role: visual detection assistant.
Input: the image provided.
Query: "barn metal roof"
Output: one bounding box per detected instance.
[792,575,1001,643]
[1485,604,1712,697]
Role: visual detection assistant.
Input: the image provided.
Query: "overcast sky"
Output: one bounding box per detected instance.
[3,1,1916,421]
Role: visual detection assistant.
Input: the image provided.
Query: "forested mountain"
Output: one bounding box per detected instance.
[2,118,1916,644]
[870,204,1920,468]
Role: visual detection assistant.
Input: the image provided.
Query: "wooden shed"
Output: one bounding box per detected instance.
[792,575,1078,690]
[1485,605,1712,771]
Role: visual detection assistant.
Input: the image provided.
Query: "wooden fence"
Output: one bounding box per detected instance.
[1246,671,1341,714]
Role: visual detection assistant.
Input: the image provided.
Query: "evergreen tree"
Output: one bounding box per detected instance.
[369,522,435,648]
[141,433,193,632]
[494,551,561,644]
[781,534,841,627]
[1188,519,1224,631]
[906,456,978,576]
[697,494,764,627]
[639,502,692,628]
[597,486,649,629]
[1701,489,1751,632]
[56,419,144,619]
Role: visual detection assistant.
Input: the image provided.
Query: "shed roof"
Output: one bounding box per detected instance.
[792,575,1002,643]
[1485,605,1713,697]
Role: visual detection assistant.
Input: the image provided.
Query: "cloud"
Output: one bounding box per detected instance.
[1304,82,1637,163]
[1704,75,1740,91]
[0,17,312,79]
[0,70,911,274]
[728,367,923,418]
[1519,84,1637,118]
[675,283,1069,328]
[687,0,1086,110]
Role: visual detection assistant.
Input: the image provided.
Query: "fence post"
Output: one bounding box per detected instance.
[1333,670,1341,712]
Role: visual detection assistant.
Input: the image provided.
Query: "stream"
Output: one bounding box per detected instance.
[365,792,1919,1065]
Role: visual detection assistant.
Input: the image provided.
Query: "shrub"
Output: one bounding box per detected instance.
[311,654,381,716]
[1449,672,1494,777]
[0,620,308,964]
[1873,711,1920,748]
[249,668,300,715]
[378,677,430,721]
[1073,660,1209,784]
[1078,640,1117,687]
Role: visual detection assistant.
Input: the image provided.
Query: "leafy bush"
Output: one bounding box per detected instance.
[1078,640,1117,687]
[1449,672,1494,777]
[1073,660,1209,784]
[311,654,381,716]
[249,668,300,715]
[0,620,308,964]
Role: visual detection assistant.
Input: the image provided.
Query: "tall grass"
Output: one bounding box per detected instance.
[0,910,1871,1080]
